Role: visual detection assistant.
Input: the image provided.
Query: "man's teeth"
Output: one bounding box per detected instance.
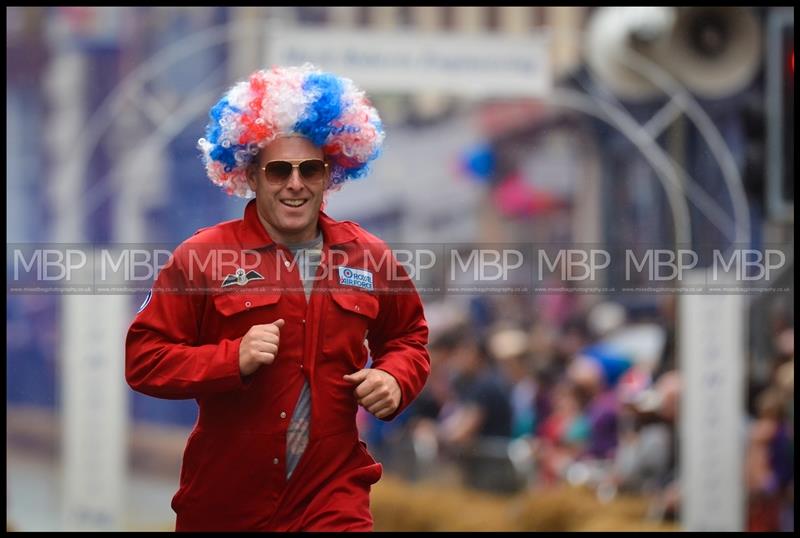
[282,200,306,207]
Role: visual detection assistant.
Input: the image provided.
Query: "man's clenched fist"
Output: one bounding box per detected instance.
[343,368,401,419]
[239,319,285,376]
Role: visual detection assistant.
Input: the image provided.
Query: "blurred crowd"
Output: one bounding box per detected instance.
[356,293,794,531]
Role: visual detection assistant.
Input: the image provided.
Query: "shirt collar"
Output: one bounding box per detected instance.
[240,199,358,250]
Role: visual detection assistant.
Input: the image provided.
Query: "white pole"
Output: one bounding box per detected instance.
[44,18,129,529]
[679,269,746,531]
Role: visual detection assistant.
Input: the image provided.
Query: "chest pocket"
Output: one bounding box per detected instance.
[213,291,281,317]
[324,292,379,359]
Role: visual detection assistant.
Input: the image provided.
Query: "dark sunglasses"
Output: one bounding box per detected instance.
[261,159,328,185]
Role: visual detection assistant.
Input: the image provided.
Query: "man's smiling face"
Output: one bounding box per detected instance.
[247,136,329,245]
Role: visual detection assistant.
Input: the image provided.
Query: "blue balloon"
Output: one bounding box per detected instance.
[462,142,496,183]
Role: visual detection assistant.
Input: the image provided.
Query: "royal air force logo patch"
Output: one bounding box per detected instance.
[338,266,374,291]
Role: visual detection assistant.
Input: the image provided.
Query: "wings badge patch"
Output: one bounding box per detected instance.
[222,267,265,288]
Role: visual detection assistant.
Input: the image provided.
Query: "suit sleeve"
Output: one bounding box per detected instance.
[367,253,430,421]
[125,244,246,399]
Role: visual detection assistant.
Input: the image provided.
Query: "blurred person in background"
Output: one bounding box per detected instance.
[613,369,681,520]
[400,325,463,479]
[437,333,512,445]
[488,325,538,439]
[526,318,566,437]
[746,385,793,531]
[406,327,461,439]
[553,314,591,371]
[773,349,794,532]
[534,380,590,485]
[567,355,620,461]
[436,331,514,491]
[746,324,794,532]
[125,64,430,531]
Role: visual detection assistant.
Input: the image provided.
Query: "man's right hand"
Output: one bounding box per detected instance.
[239,319,285,376]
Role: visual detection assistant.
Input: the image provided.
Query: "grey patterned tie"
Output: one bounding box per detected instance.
[285,236,322,479]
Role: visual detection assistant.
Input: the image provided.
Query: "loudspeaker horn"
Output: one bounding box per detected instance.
[661,7,762,99]
[584,7,763,101]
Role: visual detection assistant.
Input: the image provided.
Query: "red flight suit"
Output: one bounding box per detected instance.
[125,200,430,531]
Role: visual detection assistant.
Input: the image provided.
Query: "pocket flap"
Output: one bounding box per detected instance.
[330,291,379,320]
[213,291,281,317]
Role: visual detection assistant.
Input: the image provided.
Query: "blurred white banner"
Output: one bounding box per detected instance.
[266,25,551,98]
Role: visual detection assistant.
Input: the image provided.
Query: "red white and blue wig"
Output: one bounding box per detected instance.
[198,63,385,197]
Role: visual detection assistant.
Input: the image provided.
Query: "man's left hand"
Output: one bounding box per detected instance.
[343,368,401,419]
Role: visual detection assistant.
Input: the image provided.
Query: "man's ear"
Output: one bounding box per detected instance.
[246,164,258,192]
